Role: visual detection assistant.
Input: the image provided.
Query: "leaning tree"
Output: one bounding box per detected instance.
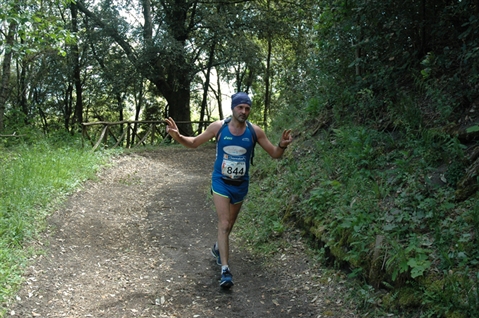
[75,0,259,135]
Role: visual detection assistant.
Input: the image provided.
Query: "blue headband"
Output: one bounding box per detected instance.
[231,92,252,109]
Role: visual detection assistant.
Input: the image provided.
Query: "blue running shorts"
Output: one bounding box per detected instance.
[211,177,249,204]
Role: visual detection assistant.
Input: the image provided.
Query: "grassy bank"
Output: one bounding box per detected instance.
[0,137,114,310]
[239,124,479,317]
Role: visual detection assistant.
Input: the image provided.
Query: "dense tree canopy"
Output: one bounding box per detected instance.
[2,0,478,135]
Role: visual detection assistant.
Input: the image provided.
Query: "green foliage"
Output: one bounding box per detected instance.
[386,236,432,281]
[422,270,479,318]
[237,2,479,315]
[283,0,479,132]
[242,121,478,316]
[0,136,112,305]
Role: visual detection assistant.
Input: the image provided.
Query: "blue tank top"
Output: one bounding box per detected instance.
[213,122,255,181]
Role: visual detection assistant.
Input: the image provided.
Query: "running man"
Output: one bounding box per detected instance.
[165,92,293,288]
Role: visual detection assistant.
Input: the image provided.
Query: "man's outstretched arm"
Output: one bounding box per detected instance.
[255,126,293,158]
[165,117,220,148]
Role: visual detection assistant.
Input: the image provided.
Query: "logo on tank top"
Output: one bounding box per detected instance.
[223,145,247,156]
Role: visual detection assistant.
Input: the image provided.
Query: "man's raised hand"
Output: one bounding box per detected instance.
[281,129,293,147]
[165,117,179,136]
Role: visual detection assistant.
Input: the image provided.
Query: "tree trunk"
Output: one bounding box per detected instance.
[264,36,272,131]
[198,42,216,134]
[38,106,49,134]
[263,0,272,130]
[132,80,144,146]
[76,0,193,136]
[19,54,29,124]
[0,18,17,132]
[117,93,124,122]
[162,82,192,136]
[207,74,223,120]
[216,74,223,120]
[71,2,83,133]
[64,83,73,131]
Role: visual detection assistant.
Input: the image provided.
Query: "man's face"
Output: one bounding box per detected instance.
[232,104,251,123]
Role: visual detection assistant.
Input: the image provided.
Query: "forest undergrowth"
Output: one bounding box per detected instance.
[237,117,479,318]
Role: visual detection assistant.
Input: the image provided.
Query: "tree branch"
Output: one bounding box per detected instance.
[75,0,138,64]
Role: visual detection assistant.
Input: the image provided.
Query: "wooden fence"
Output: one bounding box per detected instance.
[81,120,209,151]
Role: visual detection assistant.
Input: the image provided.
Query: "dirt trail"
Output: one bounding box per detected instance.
[7,145,358,317]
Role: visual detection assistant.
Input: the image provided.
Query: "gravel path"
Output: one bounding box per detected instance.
[7,145,359,317]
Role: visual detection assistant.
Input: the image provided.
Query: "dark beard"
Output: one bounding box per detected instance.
[233,113,247,123]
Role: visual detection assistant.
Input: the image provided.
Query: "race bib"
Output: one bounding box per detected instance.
[220,145,247,179]
[221,160,246,179]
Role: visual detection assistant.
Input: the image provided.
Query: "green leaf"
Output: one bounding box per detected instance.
[466,125,479,133]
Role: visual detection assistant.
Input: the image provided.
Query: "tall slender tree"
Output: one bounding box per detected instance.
[70,1,83,132]
[0,6,18,132]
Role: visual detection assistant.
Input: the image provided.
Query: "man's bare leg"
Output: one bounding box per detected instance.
[213,193,242,267]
